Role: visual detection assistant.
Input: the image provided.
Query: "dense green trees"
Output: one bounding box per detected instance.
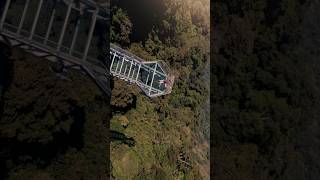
[0,47,110,179]
[213,0,320,179]
[110,7,132,45]
[110,0,209,179]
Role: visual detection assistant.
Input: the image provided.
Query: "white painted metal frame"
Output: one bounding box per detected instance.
[110,44,174,97]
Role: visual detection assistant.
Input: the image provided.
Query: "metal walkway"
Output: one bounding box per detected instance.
[0,0,174,97]
[110,44,174,97]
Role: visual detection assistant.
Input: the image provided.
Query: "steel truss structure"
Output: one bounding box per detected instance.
[0,0,174,97]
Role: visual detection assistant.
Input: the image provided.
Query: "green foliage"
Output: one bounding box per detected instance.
[111,79,138,109]
[110,0,210,179]
[110,7,132,45]
[0,48,109,179]
[213,0,320,179]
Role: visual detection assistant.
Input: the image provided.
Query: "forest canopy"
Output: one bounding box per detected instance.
[213,0,320,179]
[110,0,210,179]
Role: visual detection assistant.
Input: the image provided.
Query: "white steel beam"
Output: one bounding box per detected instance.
[0,0,11,30]
[44,6,56,45]
[70,16,80,54]
[29,0,43,40]
[149,64,157,95]
[145,72,150,84]
[82,8,98,61]
[110,52,116,72]
[119,56,125,74]
[115,56,121,74]
[17,0,30,35]
[57,2,73,51]
[127,59,133,78]
[135,63,141,81]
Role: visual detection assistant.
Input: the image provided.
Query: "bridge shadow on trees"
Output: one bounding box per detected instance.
[110,130,135,147]
[0,99,86,178]
[0,44,109,179]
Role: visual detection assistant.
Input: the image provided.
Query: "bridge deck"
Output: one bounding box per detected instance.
[110,44,174,97]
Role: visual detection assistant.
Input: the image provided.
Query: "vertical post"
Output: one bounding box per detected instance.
[131,62,137,79]
[82,8,98,61]
[124,64,128,76]
[0,0,11,30]
[119,57,125,75]
[127,59,133,78]
[149,64,157,96]
[145,72,150,85]
[135,63,141,82]
[69,16,80,55]
[110,52,116,72]
[115,56,121,74]
[29,0,43,40]
[44,6,56,45]
[17,0,30,35]
[57,2,72,51]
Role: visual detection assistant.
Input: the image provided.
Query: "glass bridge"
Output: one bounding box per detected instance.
[110,44,174,97]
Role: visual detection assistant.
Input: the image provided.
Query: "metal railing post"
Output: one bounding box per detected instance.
[127,59,133,78]
[57,2,73,51]
[44,6,56,45]
[82,8,98,61]
[135,63,141,82]
[148,64,157,95]
[110,52,116,72]
[119,56,125,75]
[29,0,43,40]
[70,15,80,55]
[115,56,121,74]
[0,0,11,30]
[17,0,30,35]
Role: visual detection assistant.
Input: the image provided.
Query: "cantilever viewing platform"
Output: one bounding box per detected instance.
[110,44,174,97]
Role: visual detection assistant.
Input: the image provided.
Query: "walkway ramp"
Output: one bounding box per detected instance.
[110,44,174,97]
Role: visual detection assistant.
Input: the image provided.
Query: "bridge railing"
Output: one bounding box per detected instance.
[0,0,108,66]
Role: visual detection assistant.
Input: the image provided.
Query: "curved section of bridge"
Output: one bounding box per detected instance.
[0,0,174,97]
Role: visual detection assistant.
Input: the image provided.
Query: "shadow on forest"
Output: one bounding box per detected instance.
[0,102,86,178]
[111,130,135,147]
[0,45,88,178]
